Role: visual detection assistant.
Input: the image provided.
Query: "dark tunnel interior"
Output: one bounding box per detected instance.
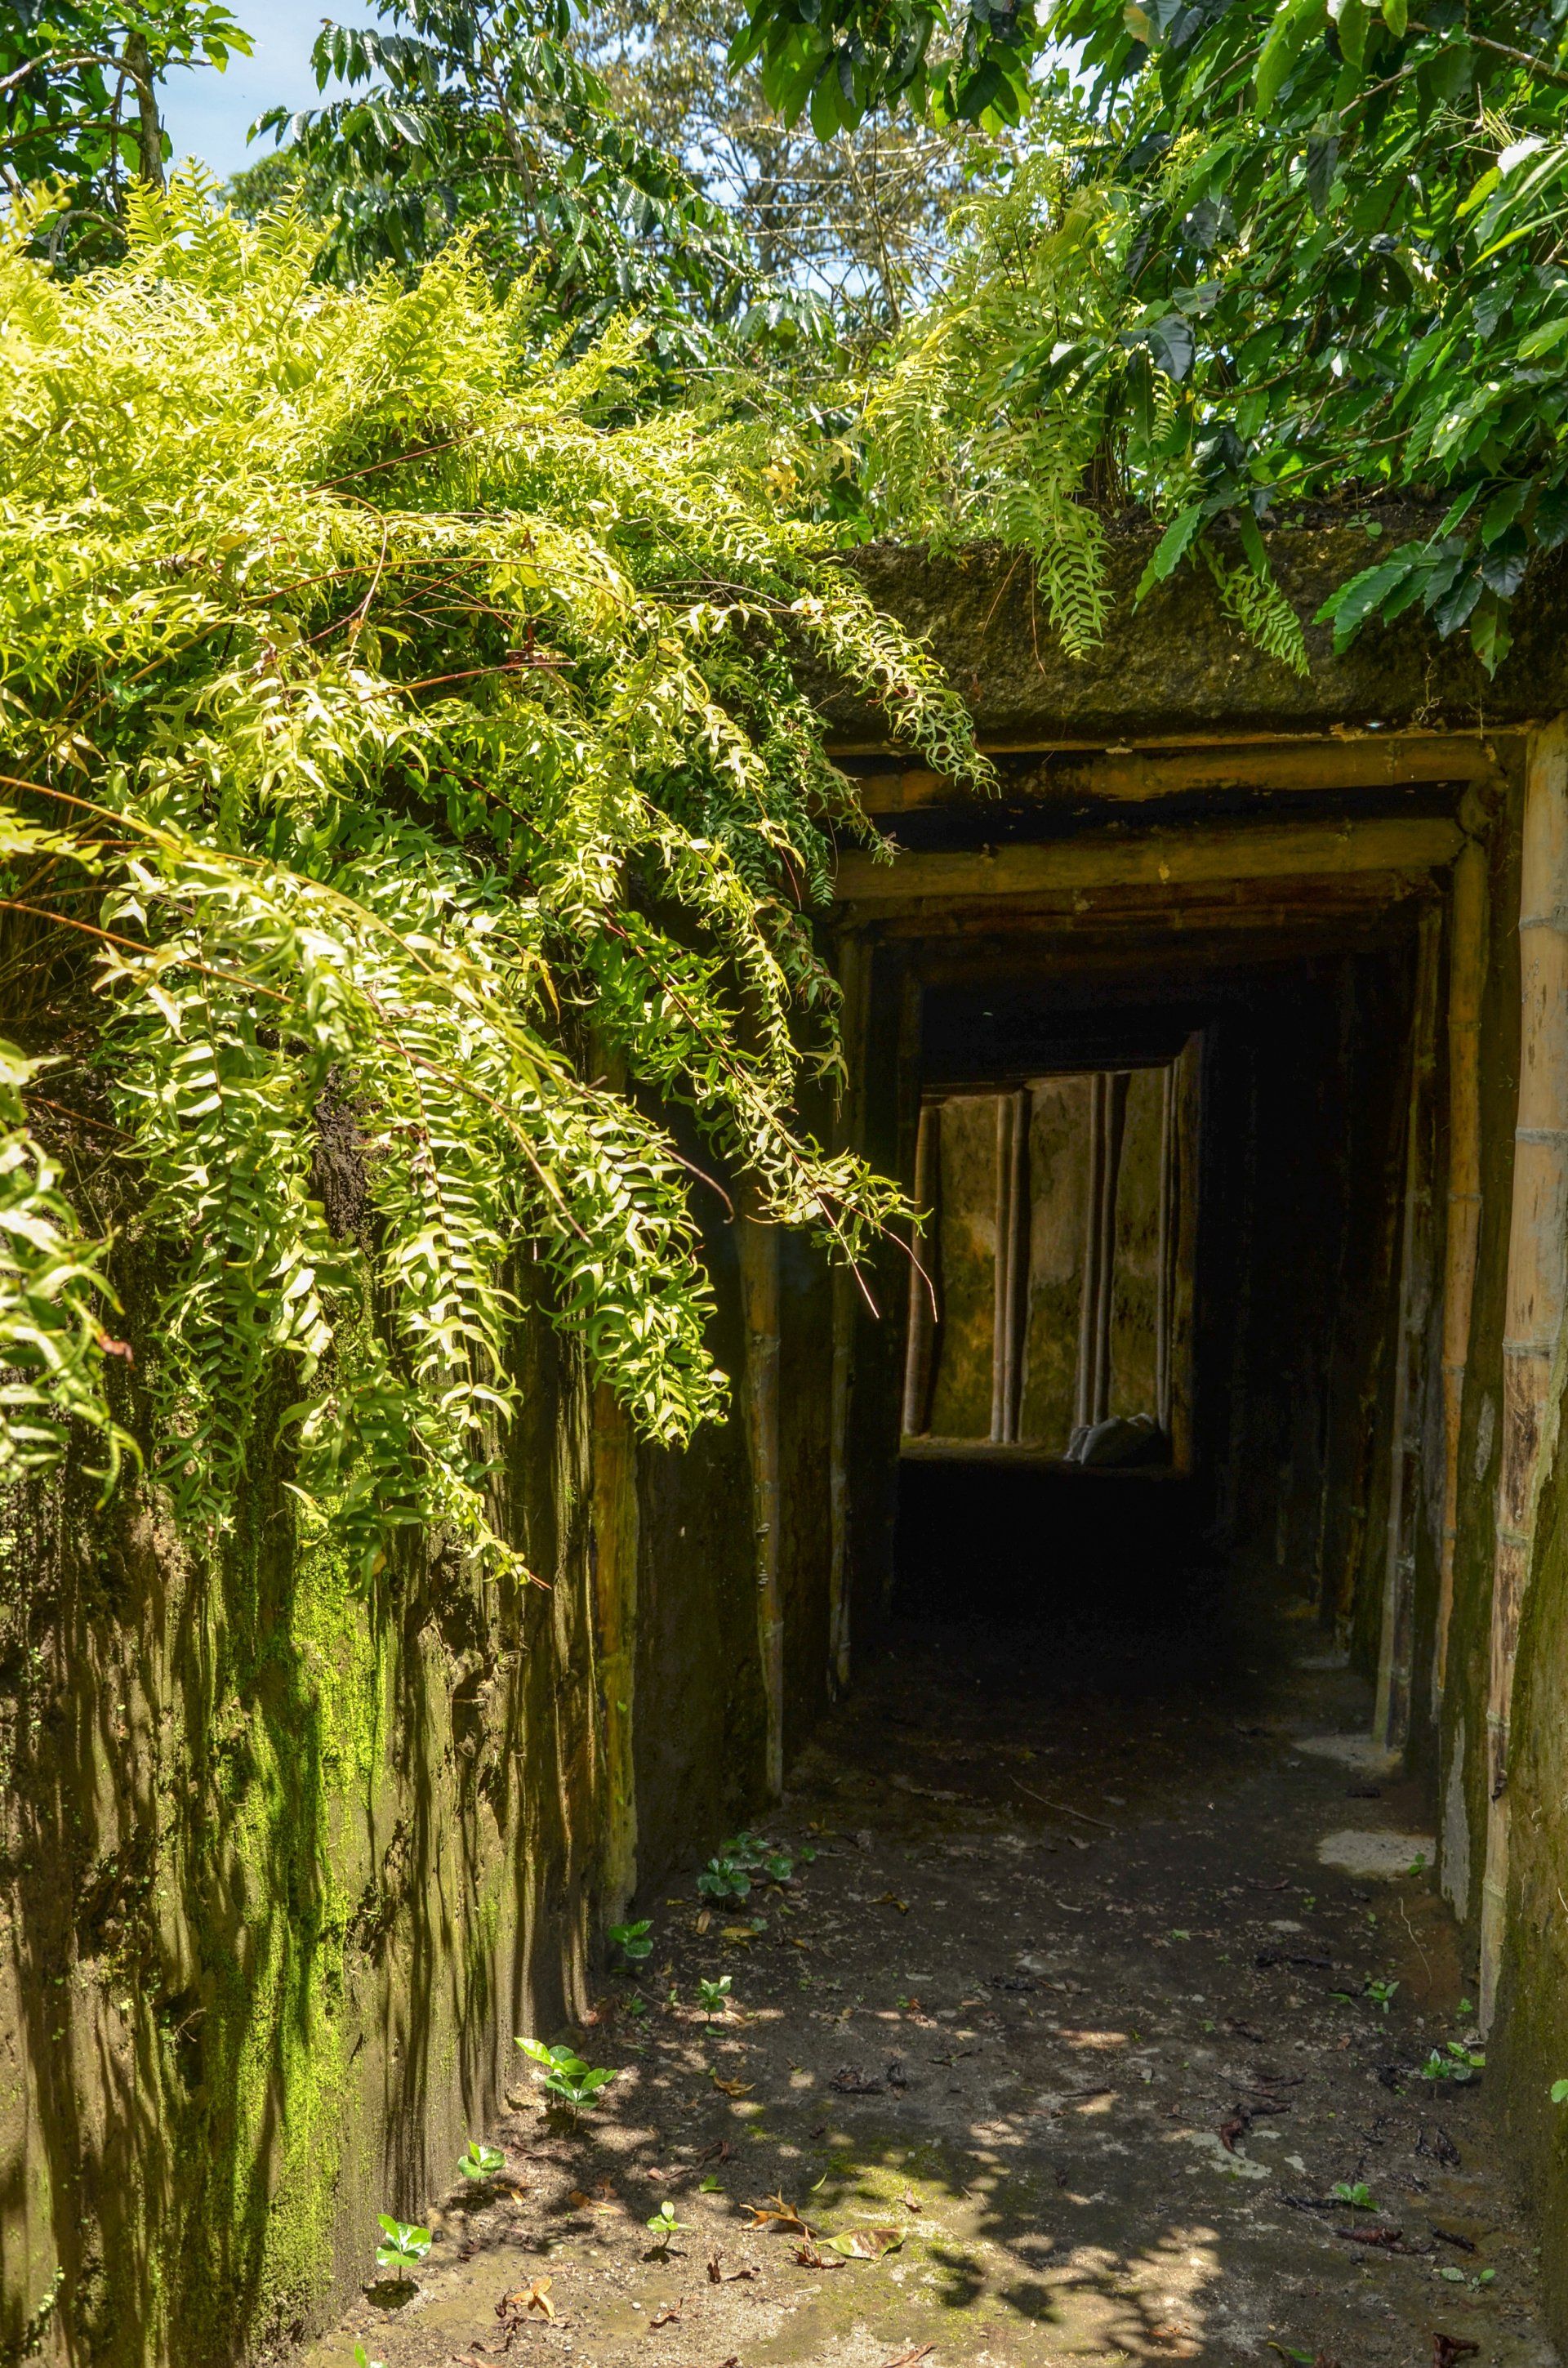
[890,926,1423,1673]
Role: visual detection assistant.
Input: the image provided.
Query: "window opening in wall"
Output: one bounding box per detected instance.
[901,1037,1200,1469]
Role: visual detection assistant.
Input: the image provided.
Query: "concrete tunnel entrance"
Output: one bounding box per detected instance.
[822,724,1506,1787]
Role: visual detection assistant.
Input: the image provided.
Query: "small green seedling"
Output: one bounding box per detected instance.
[375,2215,431,2278]
[1440,2265,1496,2290]
[645,2199,684,2251]
[1550,2077,1568,2104]
[1422,2040,1486,2083]
[698,1975,733,2022]
[608,1919,653,1964]
[458,2139,505,2182]
[515,2036,619,2120]
[700,2172,723,2192]
[354,2346,385,2368]
[1458,1996,1474,2017]
[1330,2181,1376,2211]
[697,1831,795,1902]
[698,1855,751,1903]
[1365,1979,1399,2013]
[626,1991,648,2018]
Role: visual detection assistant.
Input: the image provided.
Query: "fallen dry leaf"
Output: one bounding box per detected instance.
[695,1908,711,1933]
[791,2240,844,2269]
[829,2225,905,2260]
[711,2075,755,2098]
[742,2192,808,2233]
[880,2348,936,2368]
[498,2277,555,2326]
[1432,2341,1481,2368]
[901,2190,924,2213]
[875,1892,911,1914]
[648,2301,684,2328]
[721,1924,758,1944]
[696,2138,733,2165]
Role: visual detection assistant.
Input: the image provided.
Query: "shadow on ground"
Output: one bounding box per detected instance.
[299,1561,1557,2368]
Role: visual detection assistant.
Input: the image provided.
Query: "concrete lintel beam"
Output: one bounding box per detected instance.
[846,731,1514,814]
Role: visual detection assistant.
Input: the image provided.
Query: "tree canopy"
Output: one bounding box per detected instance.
[735,0,1568,671]
[1,0,250,262]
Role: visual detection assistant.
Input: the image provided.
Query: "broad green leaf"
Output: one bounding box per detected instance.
[1256,0,1323,111]
[1136,502,1207,599]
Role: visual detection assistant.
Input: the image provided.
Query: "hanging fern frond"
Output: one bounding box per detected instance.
[0,1041,131,1488]
[1202,546,1311,678]
[0,185,989,1576]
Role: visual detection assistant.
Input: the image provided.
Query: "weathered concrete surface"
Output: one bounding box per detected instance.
[0,1222,786,2368]
[826,520,1568,746]
[297,1603,1557,2368]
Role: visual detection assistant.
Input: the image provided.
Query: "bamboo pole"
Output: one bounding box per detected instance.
[1156,1062,1175,1433]
[1478,718,1568,2029]
[835,816,1464,905]
[1006,1087,1029,1440]
[1374,904,1441,1749]
[991,1088,1030,1443]
[1076,1073,1107,1434]
[590,1384,639,1924]
[902,1101,940,1438]
[991,1094,1014,1443]
[1433,839,1489,1703]
[739,1215,785,1799]
[828,932,869,1697]
[849,731,1509,814]
[1171,1035,1202,1472]
[1090,1075,1130,1425]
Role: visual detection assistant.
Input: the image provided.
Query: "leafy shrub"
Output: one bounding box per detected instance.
[0,184,987,1550]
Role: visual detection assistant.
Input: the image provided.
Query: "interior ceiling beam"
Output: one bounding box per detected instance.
[840,728,1518,813]
[857,877,1429,952]
[905,918,1414,981]
[835,815,1463,910]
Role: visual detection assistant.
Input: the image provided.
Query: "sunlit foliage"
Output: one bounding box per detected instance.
[0,183,987,1572]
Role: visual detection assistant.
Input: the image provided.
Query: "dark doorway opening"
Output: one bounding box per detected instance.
[889,929,1423,1664]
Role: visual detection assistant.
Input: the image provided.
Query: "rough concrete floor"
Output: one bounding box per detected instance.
[303,1596,1557,2368]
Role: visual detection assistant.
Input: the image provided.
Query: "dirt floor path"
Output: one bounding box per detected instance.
[301,1599,1558,2368]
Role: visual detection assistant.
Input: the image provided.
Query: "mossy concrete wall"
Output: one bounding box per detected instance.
[835,521,1568,743]
[0,1202,813,2366]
